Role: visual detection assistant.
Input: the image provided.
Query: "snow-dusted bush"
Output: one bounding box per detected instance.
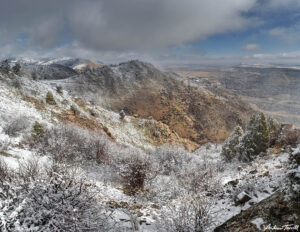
[154,146,189,175]
[0,159,114,232]
[119,155,150,195]
[33,124,110,163]
[146,146,222,204]
[162,194,213,232]
[0,159,10,182]
[17,158,40,182]
[3,116,29,137]
[280,127,300,148]
[108,146,157,195]
[11,78,21,89]
[221,126,243,161]
[0,139,11,153]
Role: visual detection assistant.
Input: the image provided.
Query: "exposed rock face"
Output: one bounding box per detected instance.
[215,191,299,232]
[236,191,252,204]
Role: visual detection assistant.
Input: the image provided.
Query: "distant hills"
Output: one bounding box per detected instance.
[169,64,300,127]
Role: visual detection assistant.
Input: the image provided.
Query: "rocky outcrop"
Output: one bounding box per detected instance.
[214,191,299,232]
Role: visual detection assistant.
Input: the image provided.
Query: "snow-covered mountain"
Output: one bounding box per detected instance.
[0,58,299,231]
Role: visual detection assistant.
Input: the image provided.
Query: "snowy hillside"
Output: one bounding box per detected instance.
[0,59,299,231]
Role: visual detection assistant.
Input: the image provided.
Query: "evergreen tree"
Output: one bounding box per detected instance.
[0,59,10,74]
[221,126,243,161]
[237,113,269,161]
[46,91,56,105]
[32,121,44,138]
[12,63,21,74]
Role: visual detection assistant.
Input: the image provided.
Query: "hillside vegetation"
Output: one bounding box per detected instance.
[0,59,299,231]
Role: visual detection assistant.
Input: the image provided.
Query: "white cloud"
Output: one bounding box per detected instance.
[243,43,261,51]
[67,0,257,51]
[269,24,300,42]
[0,0,257,57]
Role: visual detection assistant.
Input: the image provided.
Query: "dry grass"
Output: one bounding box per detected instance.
[109,79,251,146]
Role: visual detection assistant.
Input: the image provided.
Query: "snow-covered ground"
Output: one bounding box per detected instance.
[0,71,297,231]
[0,137,291,232]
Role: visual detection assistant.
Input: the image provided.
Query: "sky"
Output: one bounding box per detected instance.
[1,0,300,66]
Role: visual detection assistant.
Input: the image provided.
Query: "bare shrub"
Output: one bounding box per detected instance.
[0,139,11,153]
[0,160,116,232]
[3,116,29,137]
[181,168,218,194]
[119,155,149,195]
[0,159,10,183]
[33,124,110,163]
[155,146,189,175]
[109,147,158,196]
[17,158,40,182]
[164,194,213,232]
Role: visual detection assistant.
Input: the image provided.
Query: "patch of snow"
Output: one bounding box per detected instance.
[73,63,87,70]
[251,217,264,230]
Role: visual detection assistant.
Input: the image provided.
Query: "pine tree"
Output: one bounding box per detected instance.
[0,59,10,74]
[12,63,21,74]
[32,121,44,138]
[46,91,56,105]
[237,113,269,161]
[221,126,243,161]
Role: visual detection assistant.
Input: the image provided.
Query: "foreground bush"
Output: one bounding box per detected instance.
[119,155,151,195]
[0,160,113,232]
[162,194,213,232]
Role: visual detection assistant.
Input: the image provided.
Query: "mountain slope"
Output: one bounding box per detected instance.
[44,60,253,145]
